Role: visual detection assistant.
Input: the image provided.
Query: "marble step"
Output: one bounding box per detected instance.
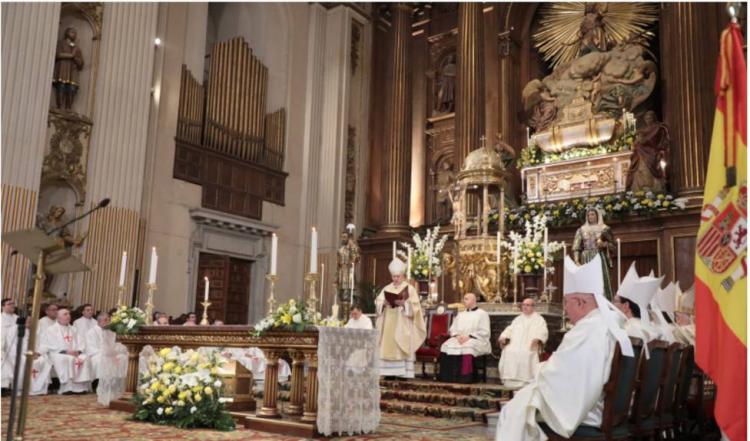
[380,398,496,422]
[380,389,506,410]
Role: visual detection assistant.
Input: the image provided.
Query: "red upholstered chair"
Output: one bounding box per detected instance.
[416,307,457,379]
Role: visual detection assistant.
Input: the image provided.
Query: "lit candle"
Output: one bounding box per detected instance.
[310,227,318,273]
[148,247,158,285]
[118,251,127,287]
[320,263,325,310]
[270,233,278,276]
[617,238,622,288]
[204,277,210,302]
[392,241,396,260]
[407,248,412,280]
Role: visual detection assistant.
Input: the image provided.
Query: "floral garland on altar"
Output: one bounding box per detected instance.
[518,125,636,168]
[398,225,449,280]
[252,299,322,336]
[106,305,145,335]
[491,191,687,230]
[503,214,564,274]
[134,347,235,431]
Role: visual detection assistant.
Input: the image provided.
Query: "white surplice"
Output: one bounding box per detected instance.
[496,309,616,441]
[73,316,97,338]
[623,318,660,343]
[3,333,52,395]
[37,316,56,337]
[345,316,374,330]
[674,324,695,346]
[40,322,93,393]
[497,312,549,388]
[85,325,128,405]
[1,312,18,388]
[440,307,492,357]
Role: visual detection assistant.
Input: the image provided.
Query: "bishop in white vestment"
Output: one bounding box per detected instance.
[438,293,491,383]
[650,282,679,344]
[496,255,635,441]
[497,298,549,388]
[73,304,97,337]
[345,305,373,330]
[614,263,664,351]
[674,285,696,345]
[85,312,128,405]
[40,308,93,394]
[375,258,427,378]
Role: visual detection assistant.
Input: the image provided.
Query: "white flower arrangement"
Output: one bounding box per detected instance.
[107,305,145,335]
[398,225,449,279]
[252,299,320,336]
[503,214,564,274]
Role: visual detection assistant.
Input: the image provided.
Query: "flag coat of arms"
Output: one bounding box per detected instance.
[695,22,747,441]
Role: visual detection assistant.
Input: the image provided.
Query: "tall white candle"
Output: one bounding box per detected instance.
[118,251,127,287]
[310,227,318,273]
[392,241,396,260]
[270,233,278,275]
[617,238,622,288]
[320,263,325,309]
[350,263,355,304]
[407,248,412,280]
[148,247,158,285]
[204,277,209,302]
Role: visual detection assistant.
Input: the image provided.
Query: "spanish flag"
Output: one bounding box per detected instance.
[695,22,747,441]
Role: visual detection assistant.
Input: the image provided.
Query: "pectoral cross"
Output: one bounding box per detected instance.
[63,335,73,344]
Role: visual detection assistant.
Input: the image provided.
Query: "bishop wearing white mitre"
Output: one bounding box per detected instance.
[86,311,128,404]
[438,293,491,383]
[375,258,426,378]
[497,297,549,388]
[613,263,664,350]
[40,307,94,394]
[673,285,696,345]
[650,282,679,344]
[496,255,635,441]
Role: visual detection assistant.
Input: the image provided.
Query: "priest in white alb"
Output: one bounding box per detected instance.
[650,282,678,344]
[345,304,373,330]
[673,285,695,345]
[85,311,128,405]
[2,299,19,390]
[437,293,491,383]
[497,297,548,388]
[73,303,97,337]
[613,263,663,348]
[496,255,635,441]
[375,258,426,378]
[38,303,58,336]
[40,307,94,394]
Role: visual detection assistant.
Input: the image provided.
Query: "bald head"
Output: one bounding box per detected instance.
[521,298,535,315]
[564,293,597,324]
[463,293,478,309]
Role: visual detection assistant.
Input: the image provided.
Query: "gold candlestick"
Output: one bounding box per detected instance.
[266,274,278,316]
[145,283,156,325]
[305,272,319,316]
[200,301,211,325]
[116,285,125,308]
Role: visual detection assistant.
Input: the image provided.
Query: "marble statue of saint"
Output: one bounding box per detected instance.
[626,110,670,192]
[522,80,558,133]
[53,27,85,110]
[448,182,466,239]
[336,230,360,291]
[435,54,456,114]
[435,161,455,223]
[573,207,614,298]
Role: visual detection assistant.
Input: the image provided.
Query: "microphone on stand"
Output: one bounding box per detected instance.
[46,198,111,236]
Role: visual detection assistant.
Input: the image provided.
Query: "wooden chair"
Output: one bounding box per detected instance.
[629,340,670,440]
[673,345,695,437]
[415,306,456,379]
[542,337,643,441]
[654,343,684,440]
[473,354,489,383]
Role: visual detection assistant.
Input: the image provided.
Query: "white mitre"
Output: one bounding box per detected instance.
[676,284,695,316]
[564,255,634,357]
[388,258,407,276]
[617,262,664,327]
[651,282,677,325]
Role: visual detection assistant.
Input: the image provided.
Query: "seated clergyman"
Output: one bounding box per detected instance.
[85,311,128,405]
[496,255,635,440]
[438,293,491,383]
[613,263,663,346]
[673,285,695,345]
[345,304,373,330]
[40,307,94,394]
[497,298,548,388]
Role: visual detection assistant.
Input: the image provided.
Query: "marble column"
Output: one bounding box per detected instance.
[659,3,723,201]
[381,3,412,234]
[0,3,60,303]
[456,2,486,168]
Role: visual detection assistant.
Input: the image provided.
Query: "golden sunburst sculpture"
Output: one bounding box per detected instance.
[533,2,660,70]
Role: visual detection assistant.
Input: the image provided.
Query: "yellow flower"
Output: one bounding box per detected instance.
[195,394,202,402]
[524,265,532,273]
[662,201,670,207]
[204,386,213,395]
[173,366,182,374]
[162,362,174,372]
[150,382,161,391]
[192,386,202,393]
[535,252,542,257]
[526,251,533,257]
[176,400,185,407]
[159,348,171,357]
[281,314,292,325]
[210,367,218,375]
[657,194,665,200]
[178,391,188,400]
[165,407,173,415]
[157,396,165,403]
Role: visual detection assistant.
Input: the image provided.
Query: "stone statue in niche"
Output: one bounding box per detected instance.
[336,227,360,294]
[522,80,558,133]
[53,27,84,110]
[626,110,671,192]
[434,160,455,223]
[36,205,87,294]
[434,53,456,114]
[448,182,466,239]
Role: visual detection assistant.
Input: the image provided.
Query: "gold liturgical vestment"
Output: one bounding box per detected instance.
[375,282,426,377]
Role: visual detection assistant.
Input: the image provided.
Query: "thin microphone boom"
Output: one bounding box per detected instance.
[46,198,110,236]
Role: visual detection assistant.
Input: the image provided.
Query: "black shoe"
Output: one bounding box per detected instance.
[62,391,75,395]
